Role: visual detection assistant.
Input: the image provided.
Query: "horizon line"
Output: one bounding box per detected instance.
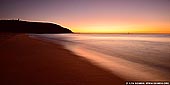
[73,32,170,34]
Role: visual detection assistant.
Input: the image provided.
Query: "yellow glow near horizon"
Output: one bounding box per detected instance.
[57,16,170,34]
[69,24,170,33]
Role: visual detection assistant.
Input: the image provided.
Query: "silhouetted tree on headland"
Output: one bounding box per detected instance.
[0,20,73,34]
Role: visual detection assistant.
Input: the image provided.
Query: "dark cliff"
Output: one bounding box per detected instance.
[0,20,73,34]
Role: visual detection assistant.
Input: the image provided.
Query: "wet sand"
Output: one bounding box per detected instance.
[0,33,125,85]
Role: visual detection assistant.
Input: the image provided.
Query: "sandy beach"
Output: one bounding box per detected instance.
[0,33,125,85]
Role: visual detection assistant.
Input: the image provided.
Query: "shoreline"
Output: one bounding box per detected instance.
[31,34,170,81]
[0,33,125,85]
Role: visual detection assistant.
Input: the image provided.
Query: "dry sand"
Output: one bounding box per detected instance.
[0,33,125,85]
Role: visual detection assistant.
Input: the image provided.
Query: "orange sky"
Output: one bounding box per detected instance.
[56,15,170,33]
[1,0,170,33]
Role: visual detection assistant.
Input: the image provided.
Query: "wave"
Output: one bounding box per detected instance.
[30,34,170,81]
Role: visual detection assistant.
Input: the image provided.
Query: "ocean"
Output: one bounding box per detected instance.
[30,34,170,81]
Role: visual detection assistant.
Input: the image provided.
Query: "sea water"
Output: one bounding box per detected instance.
[30,34,170,81]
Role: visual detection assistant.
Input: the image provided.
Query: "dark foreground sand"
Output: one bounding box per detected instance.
[0,33,125,85]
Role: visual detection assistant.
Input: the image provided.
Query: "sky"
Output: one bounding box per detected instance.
[0,0,170,33]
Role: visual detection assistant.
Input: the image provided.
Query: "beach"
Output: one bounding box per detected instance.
[33,34,170,81]
[0,33,124,85]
